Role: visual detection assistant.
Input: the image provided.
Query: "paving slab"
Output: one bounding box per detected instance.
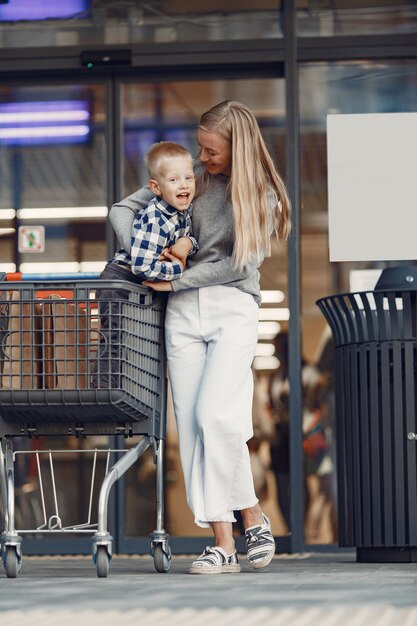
[0,552,416,625]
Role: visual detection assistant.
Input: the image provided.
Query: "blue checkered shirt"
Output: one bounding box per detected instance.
[112,196,198,281]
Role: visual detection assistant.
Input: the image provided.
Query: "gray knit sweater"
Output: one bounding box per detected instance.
[109,173,263,305]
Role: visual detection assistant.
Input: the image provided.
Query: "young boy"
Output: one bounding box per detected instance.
[92,141,197,388]
[111,140,197,281]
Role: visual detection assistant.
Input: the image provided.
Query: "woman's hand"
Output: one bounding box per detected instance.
[161,249,184,270]
[143,280,173,292]
[168,237,193,268]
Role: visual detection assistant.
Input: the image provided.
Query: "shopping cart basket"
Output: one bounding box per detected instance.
[0,273,171,577]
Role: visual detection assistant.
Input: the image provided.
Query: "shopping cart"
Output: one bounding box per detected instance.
[0,272,171,578]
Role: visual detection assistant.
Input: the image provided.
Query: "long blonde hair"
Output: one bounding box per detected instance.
[199,100,291,269]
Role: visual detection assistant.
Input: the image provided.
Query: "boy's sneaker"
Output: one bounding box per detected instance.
[189,546,240,575]
[245,513,275,570]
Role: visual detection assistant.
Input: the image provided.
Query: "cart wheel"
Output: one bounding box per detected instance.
[153,543,172,573]
[4,545,19,578]
[96,546,110,578]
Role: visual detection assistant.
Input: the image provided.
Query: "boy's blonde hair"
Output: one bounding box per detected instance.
[198,100,291,269]
[145,141,193,180]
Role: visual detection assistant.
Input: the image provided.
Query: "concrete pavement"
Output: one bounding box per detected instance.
[1,552,416,625]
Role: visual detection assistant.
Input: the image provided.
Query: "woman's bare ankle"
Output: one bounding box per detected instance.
[216,542,236,555]
[241,504,263,530]
[210,521,235,555]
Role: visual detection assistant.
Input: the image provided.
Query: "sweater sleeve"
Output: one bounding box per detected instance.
[187,236,199,256]
[109,186,154,252]
[171,254,260,292]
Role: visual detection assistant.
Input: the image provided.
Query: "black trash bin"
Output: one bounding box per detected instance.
[317,266,417,563]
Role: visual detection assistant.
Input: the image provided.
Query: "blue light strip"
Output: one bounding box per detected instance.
[0,100,91,146]
[0,0,89,22]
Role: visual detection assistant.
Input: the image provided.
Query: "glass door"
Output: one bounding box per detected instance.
[0,80,111,554]
[0,82,108,276]
[0,76,292,555]
[116,78,291,554]
[298,59,417,547]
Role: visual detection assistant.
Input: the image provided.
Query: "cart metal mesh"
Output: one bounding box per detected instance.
[0,277,171,578]
[0,279,167,437]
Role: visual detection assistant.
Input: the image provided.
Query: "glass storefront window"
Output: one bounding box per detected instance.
[297,1,417,36]
[0,84,107,275]
[0,82,108,540]
[120,78,290,539]
[0,1,282,49]
[299,59,417,544]
[2,2,417,47]
[0,0,415,559]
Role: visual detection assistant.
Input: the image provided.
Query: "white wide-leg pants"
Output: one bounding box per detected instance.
[165,285,260,528]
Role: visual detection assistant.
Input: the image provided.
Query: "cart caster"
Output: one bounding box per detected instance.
[95,545,110,578]
[3,545,20,578]
[153,542,172,573]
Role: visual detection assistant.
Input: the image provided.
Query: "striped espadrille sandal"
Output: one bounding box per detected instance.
[245,513,275,570]
[189,546,241,575]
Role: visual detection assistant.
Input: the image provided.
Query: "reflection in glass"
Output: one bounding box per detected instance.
[0,1,282,49]
[121,78,290,538]
[0,84,107,274]
[299,59,417,544]
[297,2,417,36]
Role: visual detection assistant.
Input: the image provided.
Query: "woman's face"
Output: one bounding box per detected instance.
[197,128,232,176]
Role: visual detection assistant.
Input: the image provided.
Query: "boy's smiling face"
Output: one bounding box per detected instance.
[149,155,195,211]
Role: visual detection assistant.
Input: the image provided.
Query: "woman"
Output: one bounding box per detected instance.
[109,100,291,574]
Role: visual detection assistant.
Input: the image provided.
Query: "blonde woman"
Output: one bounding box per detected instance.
[109,100,291,574]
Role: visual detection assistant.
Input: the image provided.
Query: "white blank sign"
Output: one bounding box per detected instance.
[327,112,417,262]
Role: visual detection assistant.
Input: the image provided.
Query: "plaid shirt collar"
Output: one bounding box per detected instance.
[151,196,192,217]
